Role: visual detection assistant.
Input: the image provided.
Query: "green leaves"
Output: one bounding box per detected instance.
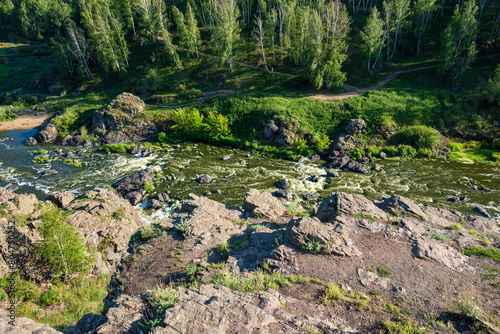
[36,205,94,279]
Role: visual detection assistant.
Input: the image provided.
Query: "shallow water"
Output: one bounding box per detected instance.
[0,129,499,223]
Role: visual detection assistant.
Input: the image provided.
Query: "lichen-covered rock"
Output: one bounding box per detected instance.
[243,189,286,219]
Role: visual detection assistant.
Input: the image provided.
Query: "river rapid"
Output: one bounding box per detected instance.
[1,129,499,223]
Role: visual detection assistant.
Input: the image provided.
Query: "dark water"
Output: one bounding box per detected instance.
[1,129,499,223]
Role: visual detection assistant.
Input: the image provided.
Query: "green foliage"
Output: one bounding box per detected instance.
[216,242,230,260]
[397,126,441,149]
[355,213,376,222]
[443,223,463,230]
[174,216,189,237]
[381,319,427,333]
[456,298,483,319]
[293,138,311,156]
[302,238,322,254]
[36,205,94,279]
[350,148,365,160]
[53,108,79,136]
[143,182,154,192]
[377,267,392,277]
[313,134,332,152]
[323,283,346,306]
[203,111,231,139]
[171,108,204,133]
[144,286,181,332]
[464,247,500,263]
[210,268,293,293]
[426,231,450,242]
[63,159,83,168]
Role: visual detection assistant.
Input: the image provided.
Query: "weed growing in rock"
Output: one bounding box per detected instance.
[144,286,181,332]
[426,231,450,242]
[377,267,392,277]
[216,242,230,260]
[456,297,483,319]
[174,216,189,238]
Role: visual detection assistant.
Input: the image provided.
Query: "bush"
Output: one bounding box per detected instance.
[396,145,417,158]
[350,148,365,160]
[53,108,79,136]
[203,111,231,139]
[397,125,441,149]
[171,108,204,133]
[36,205,94,279]
[157,132,168,142]
[313,134,332,152]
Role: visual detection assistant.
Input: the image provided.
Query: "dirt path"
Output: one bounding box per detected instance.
[0,108,49,132]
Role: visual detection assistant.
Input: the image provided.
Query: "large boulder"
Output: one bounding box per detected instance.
[329,134,359,154]
[285,217,361,256]
[345,119,366,136]
[34,123,58,143]
[47,191,75,208]
[274,118,301,146]
[378,195,426,220]
[263,122,279,140]
[315,192,387,222]
[412,238,467,271]
[112,168,154,206]
[243,189,287,220]
[90,93,157,145]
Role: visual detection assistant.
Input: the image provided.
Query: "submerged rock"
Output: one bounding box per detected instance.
[473,206,491,218]
[275,178,290,189]
[39,169,58,177]
[196,174,212,184]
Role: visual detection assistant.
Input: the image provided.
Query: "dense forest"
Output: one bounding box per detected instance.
[0,0,498,88]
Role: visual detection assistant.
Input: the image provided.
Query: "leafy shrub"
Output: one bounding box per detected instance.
[323,283,346,306]
[157,132,168,142]
[396,145,417,158]
[456,298,483,319]
[417,148,432,157]
[171,108,204,133]
[313,134,332,152]
[203,111,231,139]
[367,146,383,157]
[144,183,154,192]
[216,242,230,260]
[350,148,365,160]
[52,108,79,136]
[36,205,94,279]
[427,231,450,242]
[293,138,310,156]
[174,216,189,237]
[397,125,441,149]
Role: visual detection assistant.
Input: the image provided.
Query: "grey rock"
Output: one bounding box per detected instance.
[221,155,231,161]
[274,189,292,200]
[326,170,339,178]
[310,175,320,183]
[24,137,37,146]
[34,123,58,143]
[112,168,154,205]
[295,156,306,163]
[379,195,426,219]
[3,183,18,192]
[275,178,290,189]
[303,193,320,200]
[47,191,75,208]
[196,174,212,184]
[310,154,321,162]
[40,169,58,177]
[473,206,491,218]
[379,151,387,159]
[315,192,387,222]
[157,192,170,202]
[151,199,162,210]
[263,122,279,139]
[345,119,367,135]
[243,189,286,219]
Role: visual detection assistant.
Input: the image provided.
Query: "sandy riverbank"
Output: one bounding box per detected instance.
[0,109,49,132]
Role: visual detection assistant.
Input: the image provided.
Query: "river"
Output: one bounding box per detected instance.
[1,129,499,222]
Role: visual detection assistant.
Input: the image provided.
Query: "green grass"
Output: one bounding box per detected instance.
[426,231,450,242]
[210,268,294,293]
[377,267,392,277]
[381,319,427,334]
[463,247,500,263]
[3,274,110,331]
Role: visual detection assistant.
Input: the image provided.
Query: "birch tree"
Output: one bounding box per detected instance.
[441,0,478,79]
[361,7,385,76]
[413,0,438,54]
[185,2,200,57]
[212,0,241,71]
[253,16,269,71]
[66,24,94,79]
[155,0,182,69]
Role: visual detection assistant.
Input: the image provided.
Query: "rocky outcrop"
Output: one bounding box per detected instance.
[112,168,154,205]
[412,238,468,271]
[90,93,157,145]
[243,189,287,219]
[153,284,354,334]
[0,187,141,279]
[329,134,359,155]
[315,192,387,222]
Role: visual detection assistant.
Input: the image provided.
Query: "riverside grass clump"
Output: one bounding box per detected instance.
[396,125,441,150]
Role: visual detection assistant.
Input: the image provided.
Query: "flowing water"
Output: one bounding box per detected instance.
[1,129,499,223]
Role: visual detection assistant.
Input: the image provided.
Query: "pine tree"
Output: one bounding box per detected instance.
[441,0,478,80]
[361,7,385,76]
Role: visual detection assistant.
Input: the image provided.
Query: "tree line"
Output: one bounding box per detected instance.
[0,0,498,87]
